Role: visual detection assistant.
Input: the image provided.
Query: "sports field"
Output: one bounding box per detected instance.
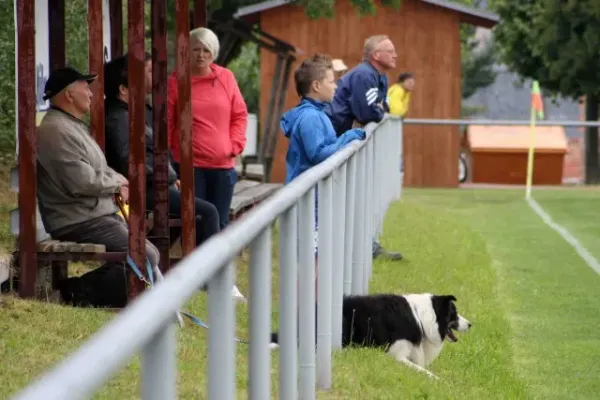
[1,173,600,399]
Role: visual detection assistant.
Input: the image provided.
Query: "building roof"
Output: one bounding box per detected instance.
[234,0,499,27]
[463,64,582,138]
[468,125,568,154]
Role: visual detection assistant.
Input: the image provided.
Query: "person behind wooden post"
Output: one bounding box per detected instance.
[281,53,366,267]
[167,27,248,232]
[103,53,223,252]
[388,72,415,118]
[278,54,365,340]
[104,53,247,301]
[324,34,404,262]
[35,67,160,305]
[332,58,348,80]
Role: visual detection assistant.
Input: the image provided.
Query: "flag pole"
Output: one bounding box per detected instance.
[525,106,536,199]
[525,80,544,199]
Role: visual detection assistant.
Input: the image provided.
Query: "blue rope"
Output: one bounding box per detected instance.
[125,257,249,344]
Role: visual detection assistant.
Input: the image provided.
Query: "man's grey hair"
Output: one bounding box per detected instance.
[49,81,78,105]
[363,34,389,60]
[190,27,220,60]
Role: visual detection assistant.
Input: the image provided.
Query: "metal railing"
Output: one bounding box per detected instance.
[403,118,600,127]
[12,116,403,400]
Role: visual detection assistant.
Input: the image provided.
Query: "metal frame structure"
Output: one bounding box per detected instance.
[12,116,403,400]
[14,0,209,299]
[403,118,600,127]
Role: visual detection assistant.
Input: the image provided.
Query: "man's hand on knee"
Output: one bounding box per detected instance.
[119,185,129,204]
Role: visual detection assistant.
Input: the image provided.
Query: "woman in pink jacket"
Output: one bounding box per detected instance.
[168,27,248,230]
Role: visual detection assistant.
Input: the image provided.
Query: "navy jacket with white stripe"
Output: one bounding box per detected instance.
[324,61,389,136]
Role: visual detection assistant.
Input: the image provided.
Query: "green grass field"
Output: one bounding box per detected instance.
[2,178,600,399]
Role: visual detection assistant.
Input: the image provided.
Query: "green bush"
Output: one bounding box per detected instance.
[228,41,259,114]
[0,5,16,156]
[0,0,89,158]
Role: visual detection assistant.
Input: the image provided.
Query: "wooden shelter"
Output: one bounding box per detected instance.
[467,125,568,185]
[235,0,498,187]
[12,0,208,300]
[12,0,288,302]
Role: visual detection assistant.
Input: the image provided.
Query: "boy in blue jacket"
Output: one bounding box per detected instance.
[281,54,366,184]
[281,53,366,256]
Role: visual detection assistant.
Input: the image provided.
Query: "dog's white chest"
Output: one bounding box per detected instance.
[421,340,444,366]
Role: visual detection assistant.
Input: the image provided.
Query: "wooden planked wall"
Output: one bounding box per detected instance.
[259,0,462,187]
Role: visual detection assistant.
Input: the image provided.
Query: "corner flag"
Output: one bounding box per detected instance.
[531,80,544,120]
[525,80,544,198]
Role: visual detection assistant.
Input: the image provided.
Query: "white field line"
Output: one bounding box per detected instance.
[526,196,600,275]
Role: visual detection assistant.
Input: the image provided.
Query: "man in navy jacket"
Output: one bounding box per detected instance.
[325,35,404,261]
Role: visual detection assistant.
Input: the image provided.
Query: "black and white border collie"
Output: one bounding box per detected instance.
[270,293,471,379]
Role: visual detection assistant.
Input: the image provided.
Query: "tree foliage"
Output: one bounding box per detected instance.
[458,0,497,100]
[493,0,600,99]
[228,41,260,113]
[461,37,496,100]
[493,0,600,182]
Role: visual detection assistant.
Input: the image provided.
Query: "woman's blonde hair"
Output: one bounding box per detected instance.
[190,27,220,59]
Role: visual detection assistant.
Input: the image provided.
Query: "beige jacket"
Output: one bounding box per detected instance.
[37,108,122,233]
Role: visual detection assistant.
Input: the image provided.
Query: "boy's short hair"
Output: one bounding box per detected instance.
[294,53,333,98]
[398,72,414,83]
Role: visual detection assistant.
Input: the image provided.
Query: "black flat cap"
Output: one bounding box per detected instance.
[43,67,97,101]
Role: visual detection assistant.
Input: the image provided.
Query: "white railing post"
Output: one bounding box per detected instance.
[372,125,381,240]
[208,261,236,400]
[369,137,375,269]
[364,138,373,291]
[249,227,272,400]
[317,175,333,390]
[279,205,298,400]
[331,165,346,349]
[298,188,316,400]
[384,121,392,210]
[352,148,366,295]
[393,120,404,200]
[141,323,177,400]
[343,155,356,295]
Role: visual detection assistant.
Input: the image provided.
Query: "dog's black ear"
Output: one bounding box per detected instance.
[444,295,457,302]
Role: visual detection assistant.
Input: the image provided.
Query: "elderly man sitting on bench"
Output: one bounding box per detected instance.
[36,67,160,273]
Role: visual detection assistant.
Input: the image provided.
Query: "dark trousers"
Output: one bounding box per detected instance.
[52,214,160,307]
[173,164,237,230]
[52,214,160,267]
[147,185,220,247]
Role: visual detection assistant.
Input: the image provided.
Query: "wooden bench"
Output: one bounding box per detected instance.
[229,179,282,222]
[13,234,189,302]
[8,163,280,300]
[10,237,129,301]
[10,168,165,296]
[235,159,266,182]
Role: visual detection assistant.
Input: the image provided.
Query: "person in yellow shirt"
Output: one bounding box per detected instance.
[387,72,415,117]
